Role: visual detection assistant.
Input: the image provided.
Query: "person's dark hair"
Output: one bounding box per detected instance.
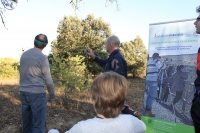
[176,65,184,70]
[196,5,200,13]
[34,34,48,49]
[152,53,159,60]
[91,71,128,118]
[167,66,174,77]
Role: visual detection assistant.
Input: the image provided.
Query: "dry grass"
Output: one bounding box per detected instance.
[0,78,145,133]
[0,79,19,85]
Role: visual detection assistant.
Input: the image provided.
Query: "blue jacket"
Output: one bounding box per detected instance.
[94,50,127,78]
[173,70,188,91]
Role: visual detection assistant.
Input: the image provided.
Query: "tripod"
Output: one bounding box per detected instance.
[157,68,168,100]
[156,67,177,122]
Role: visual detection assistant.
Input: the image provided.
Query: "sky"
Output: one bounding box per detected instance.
[0,0,200,59]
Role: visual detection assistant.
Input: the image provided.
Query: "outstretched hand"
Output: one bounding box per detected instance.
[86,49,96,59]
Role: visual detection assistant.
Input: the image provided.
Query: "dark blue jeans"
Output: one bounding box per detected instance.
[146,80,158,110]
[20,91,47,133]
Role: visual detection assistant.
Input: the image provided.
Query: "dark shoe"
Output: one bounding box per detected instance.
[145,110,155,117]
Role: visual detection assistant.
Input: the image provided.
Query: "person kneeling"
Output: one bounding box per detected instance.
[49,72,146,133]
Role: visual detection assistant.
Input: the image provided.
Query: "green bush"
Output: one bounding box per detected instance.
[0,58,19,79]
[49,55,92,97]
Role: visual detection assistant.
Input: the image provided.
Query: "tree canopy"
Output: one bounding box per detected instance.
[51,14,148,78]
[120,36,148,78]
[51,14,111,76]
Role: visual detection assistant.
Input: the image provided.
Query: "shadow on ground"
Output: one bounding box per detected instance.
[0,78,145,133]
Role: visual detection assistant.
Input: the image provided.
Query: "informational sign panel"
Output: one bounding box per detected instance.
[141,19,199,133]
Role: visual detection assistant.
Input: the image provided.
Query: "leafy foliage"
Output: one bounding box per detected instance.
[50,14,112,95]
[120,36,147,78]
[51,14,111,75]
[49,55,92,96]
[0,58,19,79]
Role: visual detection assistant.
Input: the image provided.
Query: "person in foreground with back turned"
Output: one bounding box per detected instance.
[48,72,146,133]
[190,5,200,133]
[19,34,55,133]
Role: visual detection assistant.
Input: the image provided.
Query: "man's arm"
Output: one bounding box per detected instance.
[86,49,107,67]
[86,49,96,59]
[41,58,55,102]
[155,60,166,70]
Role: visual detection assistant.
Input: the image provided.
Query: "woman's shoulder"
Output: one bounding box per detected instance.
[118,114,141,121]
[118,114,146,131]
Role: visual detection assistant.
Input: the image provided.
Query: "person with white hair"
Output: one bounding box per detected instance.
[86,35,127,78]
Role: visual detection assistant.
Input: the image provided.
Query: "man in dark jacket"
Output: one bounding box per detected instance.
[190,5,200,133]
[169,65,188,109]
[86,35,127,78]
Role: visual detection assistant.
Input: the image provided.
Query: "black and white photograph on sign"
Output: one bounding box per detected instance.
[141,18,200,129]
[143,53,196,126]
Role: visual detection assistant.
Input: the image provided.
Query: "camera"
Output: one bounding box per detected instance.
[83,49,89,54]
